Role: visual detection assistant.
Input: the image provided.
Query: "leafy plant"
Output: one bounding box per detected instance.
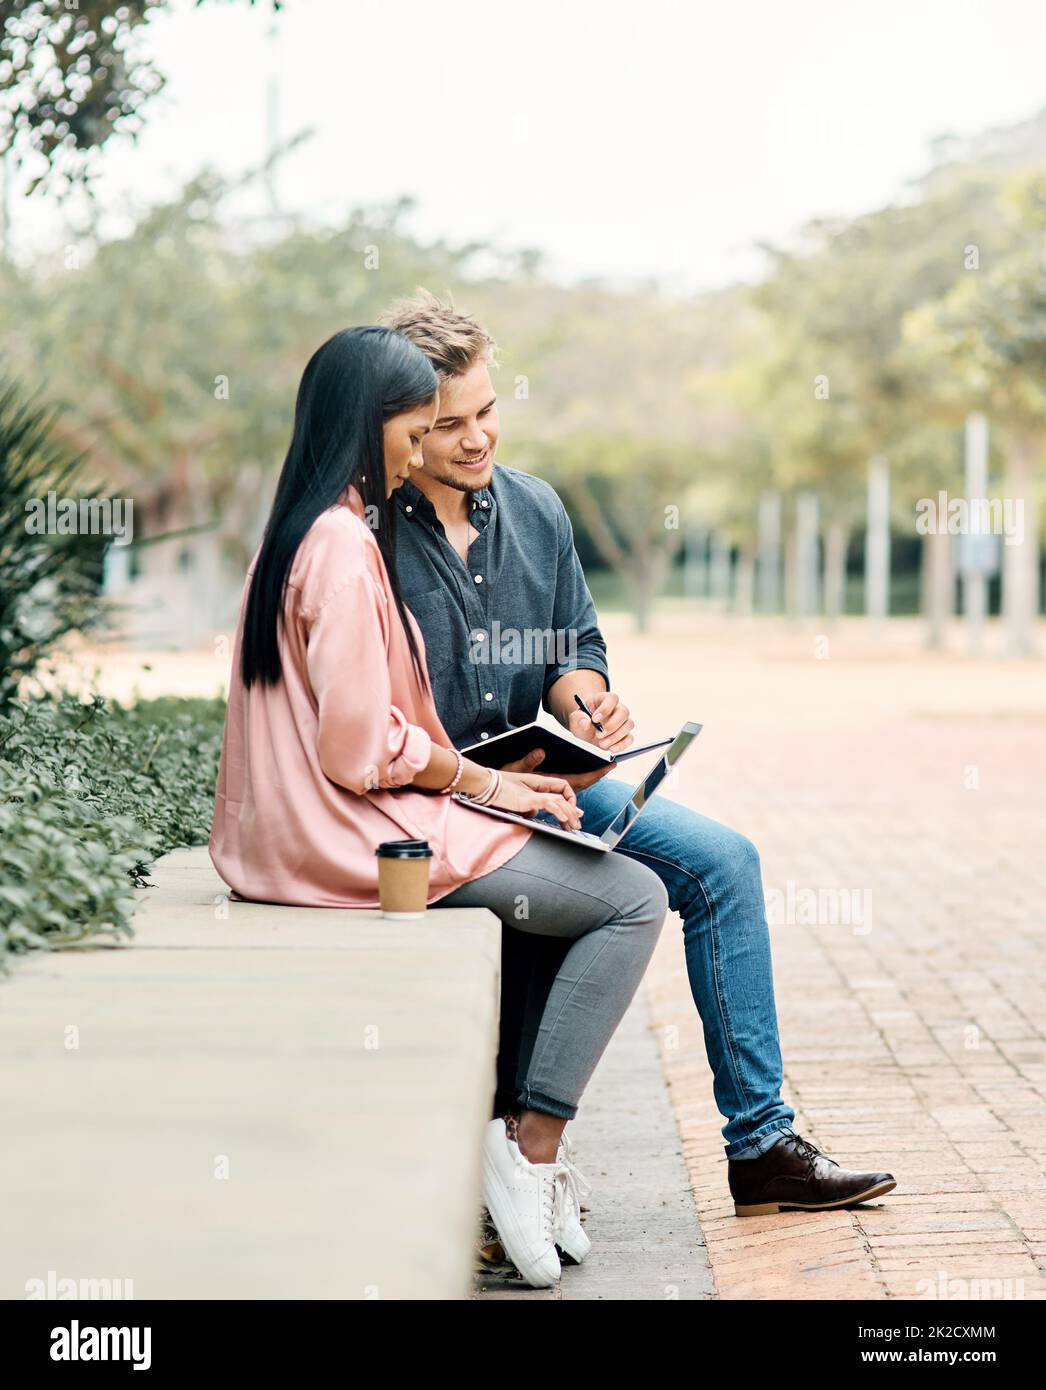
[0,379,111,702]
[0,693,225,965]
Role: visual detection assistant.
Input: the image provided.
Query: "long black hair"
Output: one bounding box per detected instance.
[240,326,437,689]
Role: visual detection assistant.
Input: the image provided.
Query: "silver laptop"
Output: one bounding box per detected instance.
[455,722,702,852]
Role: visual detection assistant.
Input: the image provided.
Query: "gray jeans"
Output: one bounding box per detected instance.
[439,833,669,1120]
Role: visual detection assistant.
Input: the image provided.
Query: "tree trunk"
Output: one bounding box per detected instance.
[734,545,755,615]
[683,526,708,599]
[865,455,890,619]
[784,529,797,617]
[709,533,731,609]
[757,492,782,613]
[795,492,820,617]
[1002,432,1040,656]
[824,521,849,622]
[630,553,667,633]
[920,528,953,649]
[633,581,652,634]
[962,412,989,657]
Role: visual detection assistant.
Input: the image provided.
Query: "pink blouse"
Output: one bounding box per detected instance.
[209,485,532,907]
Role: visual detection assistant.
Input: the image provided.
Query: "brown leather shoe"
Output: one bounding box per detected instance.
[729,1131,896,1216]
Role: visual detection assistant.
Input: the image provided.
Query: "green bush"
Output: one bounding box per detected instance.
[0,693,225,964]
[0,379,112,703]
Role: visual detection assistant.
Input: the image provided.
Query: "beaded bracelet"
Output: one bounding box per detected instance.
[437,748,465,795]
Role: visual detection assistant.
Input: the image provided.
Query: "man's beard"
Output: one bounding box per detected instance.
[437,458,495,493]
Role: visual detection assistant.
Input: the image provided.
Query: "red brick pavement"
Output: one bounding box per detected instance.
[610,614,1046,1301]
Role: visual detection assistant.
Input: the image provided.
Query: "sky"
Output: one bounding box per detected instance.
[9,0,1046,289]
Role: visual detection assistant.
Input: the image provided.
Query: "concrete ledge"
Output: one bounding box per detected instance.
[0,847,502,1300]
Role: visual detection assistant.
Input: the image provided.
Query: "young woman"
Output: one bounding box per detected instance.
[209,326,668,1288]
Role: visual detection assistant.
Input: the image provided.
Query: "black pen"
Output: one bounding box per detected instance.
[574,693,605,733]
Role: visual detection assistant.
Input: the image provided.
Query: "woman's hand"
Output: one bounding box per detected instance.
[493,770,584,831]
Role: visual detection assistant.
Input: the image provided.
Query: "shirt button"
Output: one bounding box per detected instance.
[474,574,483,584]
[474,631,485,641]
[480,732,489,740]
[484,692,494,701]
[405,505,412,514]
[480,500,489,508]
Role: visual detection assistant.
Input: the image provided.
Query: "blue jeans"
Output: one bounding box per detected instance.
[575,778,795,1159]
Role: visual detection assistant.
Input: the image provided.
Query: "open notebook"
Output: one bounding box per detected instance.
[461,722,673,776]
[455,722,702,852]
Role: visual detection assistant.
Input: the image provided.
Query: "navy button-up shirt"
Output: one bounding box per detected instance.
[392,463,610,749]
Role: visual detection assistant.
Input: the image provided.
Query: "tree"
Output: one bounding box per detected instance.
[752,176,1008,626]
[0,173,488,550]
[902,171,1046,654]
[0,0,279,194]
[522,433,700,633]
[502,281,755,628]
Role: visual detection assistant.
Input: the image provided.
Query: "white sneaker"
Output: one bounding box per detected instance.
[553,1131,592,1264]
[481,1119,562,1288]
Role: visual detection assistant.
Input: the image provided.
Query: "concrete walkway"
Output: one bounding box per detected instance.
[473,988,714,1300]
[0,848,503,1300]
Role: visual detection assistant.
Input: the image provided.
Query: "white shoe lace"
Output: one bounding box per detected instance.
[539,1168,558,1241]
[553,1135,592,1238]
[509,1129,584,1247]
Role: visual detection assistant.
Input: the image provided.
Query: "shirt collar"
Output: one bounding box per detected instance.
[395,477,495,523]
[395,477,434,521]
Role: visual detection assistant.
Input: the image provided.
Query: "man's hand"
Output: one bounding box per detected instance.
[567,691,634,756]
[501,691,635,787]
[500,746,615,792]
[500,748,548,775]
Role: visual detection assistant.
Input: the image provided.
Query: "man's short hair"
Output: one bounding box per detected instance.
[380,289,496,380]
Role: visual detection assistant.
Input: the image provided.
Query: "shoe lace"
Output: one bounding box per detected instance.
[789,1134,837,1168]
[552,1136,593,1238]
[540,1169,558,1240]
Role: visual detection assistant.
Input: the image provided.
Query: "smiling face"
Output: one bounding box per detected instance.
[417,362,499,494]
[382,395,438,498]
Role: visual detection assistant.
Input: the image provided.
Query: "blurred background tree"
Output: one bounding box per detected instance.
[903,171,1046,654]
[0,34,1043,638]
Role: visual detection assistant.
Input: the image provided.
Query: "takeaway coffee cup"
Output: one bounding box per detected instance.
[375,840,433,919]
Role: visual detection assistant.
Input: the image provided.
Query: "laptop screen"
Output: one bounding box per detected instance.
[601,722,703,846]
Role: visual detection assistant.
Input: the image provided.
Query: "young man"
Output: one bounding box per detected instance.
[382,291,897,1218]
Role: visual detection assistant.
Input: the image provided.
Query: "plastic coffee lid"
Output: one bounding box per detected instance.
[375,839,433,858]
